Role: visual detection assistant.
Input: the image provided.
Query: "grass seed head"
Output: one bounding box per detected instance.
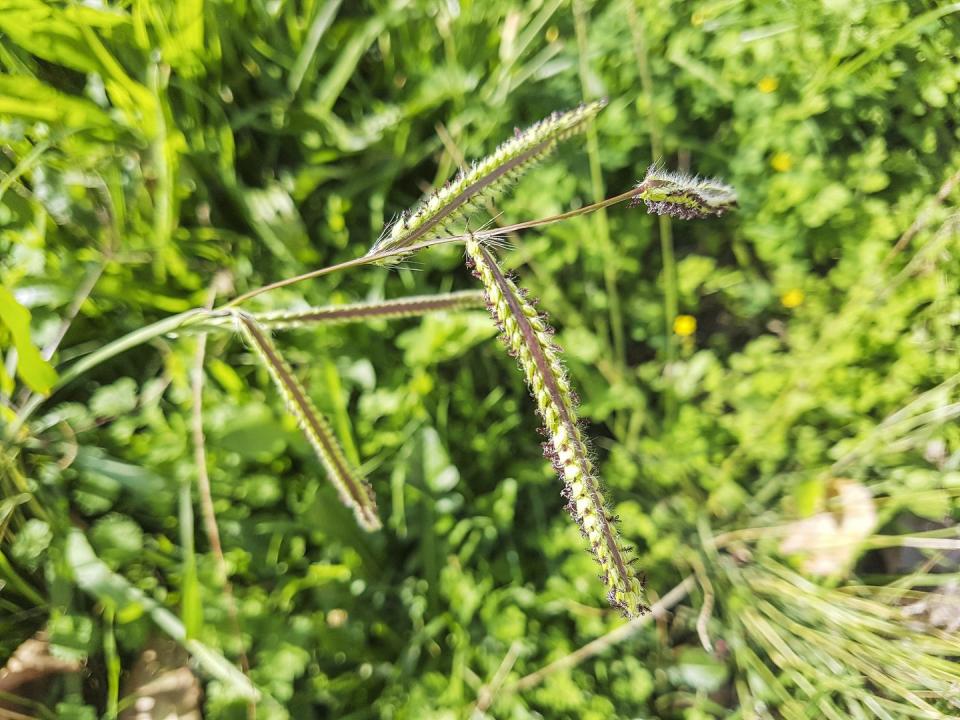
[367,100,607,261]
[465,237,647,617]
[631,164,737,219]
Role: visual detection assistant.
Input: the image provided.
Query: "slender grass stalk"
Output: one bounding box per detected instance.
[508,576,695,694]
[102,606,119,720]
[223,185,644,310]
[625,5,681,422]
[233,311,380,531]
[10,308,211,436]
[367,100,607,258]
[573,0,626,381]
[465,237,647,616]
[249,290,486,330]
[190,286,253,702]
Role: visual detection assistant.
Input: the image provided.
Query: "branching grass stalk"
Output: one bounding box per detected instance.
[234,311,381,531]
[249,290,486,330]
[5,101,735,633]
[222,186,646,309]
[465,237,647,616]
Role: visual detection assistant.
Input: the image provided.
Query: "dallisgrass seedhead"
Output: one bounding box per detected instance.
[465,237,648,617]
[367,99,607,261]
[233,311,380,531]
[250,290,486,331]
[631,164,737,220]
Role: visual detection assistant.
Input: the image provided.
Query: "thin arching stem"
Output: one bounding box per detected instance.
[222,186,643,309]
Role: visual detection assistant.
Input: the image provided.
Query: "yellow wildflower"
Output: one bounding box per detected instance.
[781,288,805,309]
[771,151,793,172]
[674,314,697,337]
[758,76,779,93]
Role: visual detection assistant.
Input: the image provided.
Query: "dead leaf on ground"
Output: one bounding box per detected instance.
[120,640,201,720]
[780,478,877,576]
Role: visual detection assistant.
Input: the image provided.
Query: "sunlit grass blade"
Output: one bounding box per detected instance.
[250,290,486,330]
[234,312,380,531]
[465,237,647,617]
[367,100,607,259]
[64,528,259,700]
[723,558,960,718]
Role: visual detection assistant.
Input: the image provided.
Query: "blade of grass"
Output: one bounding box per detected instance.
[573,0,625,386]
[65,528,260,700]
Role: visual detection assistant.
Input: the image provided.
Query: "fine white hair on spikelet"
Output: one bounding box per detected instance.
[233,311,381,531]
[631,163,738,220]
[367,100,607,261]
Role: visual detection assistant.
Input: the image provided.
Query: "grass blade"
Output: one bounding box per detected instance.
[64,528,259,700]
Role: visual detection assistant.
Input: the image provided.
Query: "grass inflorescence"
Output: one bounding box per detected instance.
[631,164,738,220]
[234,311,381,531]
[367,100,607,260]
[249,290,486,331]
[465,237,648,617]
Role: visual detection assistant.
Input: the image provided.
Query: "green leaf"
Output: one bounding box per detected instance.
[901,490,950,521]
[0,76,117,133]
[89,377,139,417]
[10,518,52,571]
[668,647,730,692]
[89,514,144,568]
[0,284,58,394]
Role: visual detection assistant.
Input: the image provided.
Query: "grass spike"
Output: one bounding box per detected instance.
[367,99,607,260]
[233,311,380,531]
[250,290,486,330]
[631,163,738,219]
[465,237,647,617]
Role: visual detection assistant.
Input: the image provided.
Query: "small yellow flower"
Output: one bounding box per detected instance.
[545,25,559,43]
[674,314,697,337]
[781,288,805,309]
[758,76,779,93]
[771,151,793,172]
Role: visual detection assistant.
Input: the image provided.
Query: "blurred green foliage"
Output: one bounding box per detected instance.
[1,0,960,717]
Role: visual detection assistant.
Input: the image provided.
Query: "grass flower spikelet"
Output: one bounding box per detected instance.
[250,290,486,330]
[465,237,647,617]
[368,100,607,260]
[234,311,380,531]
[631,164,737,220]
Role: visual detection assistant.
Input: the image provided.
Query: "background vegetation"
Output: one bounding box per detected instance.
[2,0,960,717]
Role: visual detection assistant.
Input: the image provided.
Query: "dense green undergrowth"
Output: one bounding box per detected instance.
[2,1,960,717]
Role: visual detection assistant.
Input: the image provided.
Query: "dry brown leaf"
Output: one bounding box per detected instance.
[780,479,877,576]
[120,640,201,720]
[0,632,81,694]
